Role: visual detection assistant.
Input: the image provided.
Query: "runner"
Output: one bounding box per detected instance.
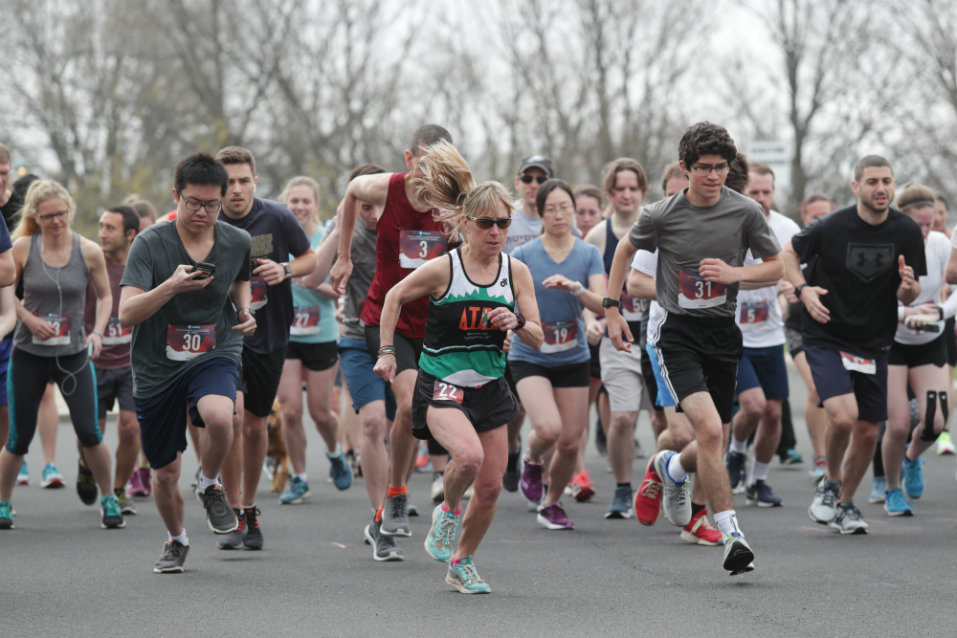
[0,180,121,530]
[214,146,315,551]
[373,140,542,592]
[119,153,256,572]
[275,175,350,506]
[605,122,783,573]
[330,124,453,542]
[81,204,143,515]
[584,158,662,519]
[725,163,800,507]
[881,183,951,516]
[783,154,924,535]
[511,179,606,529]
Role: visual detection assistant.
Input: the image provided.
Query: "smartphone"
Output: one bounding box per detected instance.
[191,261,216,279]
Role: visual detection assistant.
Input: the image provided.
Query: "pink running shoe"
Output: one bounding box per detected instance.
[128,466,152,498]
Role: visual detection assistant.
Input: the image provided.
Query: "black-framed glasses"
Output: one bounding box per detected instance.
[690,162,730,176]
[179,196,223,213]
[36,210,69,223]
[467,215,512,229]
[519,175,548,185]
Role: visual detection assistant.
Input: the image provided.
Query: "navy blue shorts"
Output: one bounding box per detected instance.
[735,345,789,400]
[804,345,887,423]
[338,336,396,420]
[135,357,239,469]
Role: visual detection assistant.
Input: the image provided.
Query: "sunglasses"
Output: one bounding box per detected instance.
[467,216,512,229]
[519,175,548,184]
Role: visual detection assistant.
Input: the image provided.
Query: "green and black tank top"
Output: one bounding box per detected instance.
[418,247,515,388]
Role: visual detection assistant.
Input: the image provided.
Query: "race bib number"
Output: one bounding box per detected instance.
[620,291,646,322]
[739,300,769,325]
[166,324,216,361]
[290,306,320,336]
[102,316,132,345]
[250,275,268,311]
[840,351,876,375]
[399,230,447,269]
[32,312,72,346]
[678,269,727,309]
[541,320,578,354]
[432,380,464,404]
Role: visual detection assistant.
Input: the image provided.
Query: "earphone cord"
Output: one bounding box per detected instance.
[39,235,90,397]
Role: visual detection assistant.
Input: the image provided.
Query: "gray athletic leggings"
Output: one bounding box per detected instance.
[5,348,101,455]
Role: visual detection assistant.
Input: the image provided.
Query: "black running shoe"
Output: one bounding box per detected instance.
[198,484,238,534]
[153,540,189,573]
[76,461,97,506]
[502,448,521,493]
[242,507,263,550]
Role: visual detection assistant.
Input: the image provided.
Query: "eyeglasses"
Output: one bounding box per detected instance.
[467,216,512,229]
[543,203,574,216]
[519,175,548,185]
[180,197,223,213]
[690,163,730,176]
[37,210,69,223]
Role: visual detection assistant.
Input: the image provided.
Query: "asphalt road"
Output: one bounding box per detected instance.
[2,368,955,638]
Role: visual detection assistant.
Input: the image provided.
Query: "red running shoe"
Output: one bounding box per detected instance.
[680,507,722,546]
[568,470,596,503]
[634,460,663,526]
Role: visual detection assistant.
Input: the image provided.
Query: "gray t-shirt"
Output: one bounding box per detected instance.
[503,202,542,255]
[121,220,251,397]
[628,187,780,318]
[323,218,378,340]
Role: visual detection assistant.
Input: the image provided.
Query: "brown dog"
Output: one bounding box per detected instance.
[266,398,290,492]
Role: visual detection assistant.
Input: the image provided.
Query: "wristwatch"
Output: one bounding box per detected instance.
[602,297,622,309]
[282,262,292,279]
[795,283,807,298]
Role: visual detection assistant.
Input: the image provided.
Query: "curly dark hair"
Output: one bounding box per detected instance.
[678,122,737,168]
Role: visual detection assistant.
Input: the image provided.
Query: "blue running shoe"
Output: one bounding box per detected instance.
[100,494,126,529]
[41,463,65,488]
[902,458,924,499]
[425,504,460,561]
[604,484,633,519]
[0,500,14,529]
[446,555,491,594]
[279,475,311,504]
[868,476,886,504]
[16,460,29,486]
[329,450,353,491]
[725,451,747,491]
[884,487,913,517]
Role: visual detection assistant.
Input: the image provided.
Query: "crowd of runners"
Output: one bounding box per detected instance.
[0,122,955,593]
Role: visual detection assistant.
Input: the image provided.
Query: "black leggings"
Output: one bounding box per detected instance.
[6,348,101,454]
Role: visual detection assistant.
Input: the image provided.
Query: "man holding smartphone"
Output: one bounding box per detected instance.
[120,153,256,573]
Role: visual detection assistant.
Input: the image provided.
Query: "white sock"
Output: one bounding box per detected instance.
[666,453,689,483]
[243,504,257,512]
[751,461,770,484]
[327,444,342,459]
[296,472,308,482]
[169,529,189,546]
[729,437,748,455]
[198,473,218,491]
[713,509,743,538]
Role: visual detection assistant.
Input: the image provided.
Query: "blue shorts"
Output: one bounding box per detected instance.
[338,337,396,420]
[135,357,239,469]
[804,345,887,423]
[645,342,676,408]
[735,345,789,400]
[0,335,12,407]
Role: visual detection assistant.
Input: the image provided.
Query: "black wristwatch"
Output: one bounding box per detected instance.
[795,283,807,299]
[282,262,292,279]
[514,314,526,332]
[602,297,622,309]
